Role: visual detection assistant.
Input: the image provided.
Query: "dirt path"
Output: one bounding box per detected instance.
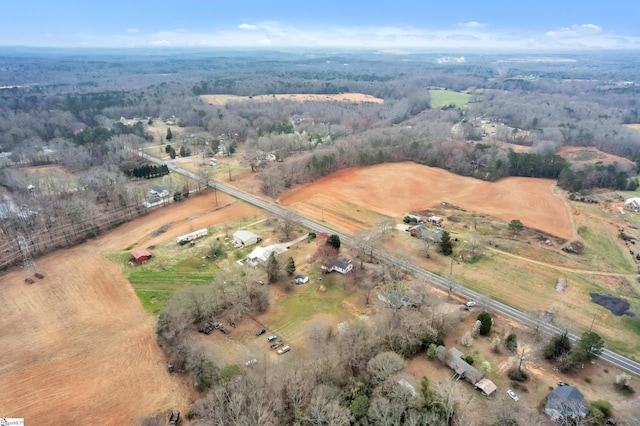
[0,191,262,425]
[486,246,638,278]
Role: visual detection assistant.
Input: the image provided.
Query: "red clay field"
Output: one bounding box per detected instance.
[279,162,574,240]
[0,191,261,425]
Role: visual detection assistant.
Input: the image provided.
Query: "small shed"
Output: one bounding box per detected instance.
[475,378,497,396]
[625,197,640,212]
[131,248,152,264]
[428,216,443,225]
[233,230,261,247]
[407,214,424,223]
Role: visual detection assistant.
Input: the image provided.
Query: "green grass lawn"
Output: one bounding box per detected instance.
[428,89,472,109]
[572,203,636,274]
[107,240,227,314]
[128,260,219,314]
[268,276,361,340]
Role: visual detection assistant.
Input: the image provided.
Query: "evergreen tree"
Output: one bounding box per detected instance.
[508,219,524,235]
[266,252,280,283]
[327,234,341,250]
[166,127,173,141]
[477,311,492,335]
[439,230,453,256]
[285,256,296,276]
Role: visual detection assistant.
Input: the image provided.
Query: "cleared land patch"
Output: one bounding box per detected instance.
[428,88,472,108]
[279,162,574,240]
[0,190,261,425]
[557,145,636,169]
[200,93,384,105]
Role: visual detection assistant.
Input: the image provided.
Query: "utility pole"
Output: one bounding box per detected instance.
[589,311,597,332]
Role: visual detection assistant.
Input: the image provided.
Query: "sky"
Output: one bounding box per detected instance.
[2,0,640,50]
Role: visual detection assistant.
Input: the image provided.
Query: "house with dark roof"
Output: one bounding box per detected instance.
[149,185,169,198]
[324,258,353,274]
[409,225,443,244]
[544,385,588,421]
[436,346,484,385]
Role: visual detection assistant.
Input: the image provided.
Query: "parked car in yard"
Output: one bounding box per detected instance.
[267,335,278,342]
[277,346,291,355]
[507,389,519,401]
[256,329,266,336]
[271,341,284,350]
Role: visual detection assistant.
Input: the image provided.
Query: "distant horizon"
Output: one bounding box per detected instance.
[2,1,640,51]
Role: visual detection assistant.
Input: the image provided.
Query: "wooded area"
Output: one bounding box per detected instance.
[1,49,639,266]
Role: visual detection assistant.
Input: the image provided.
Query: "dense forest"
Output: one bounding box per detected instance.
[1,48,640,269]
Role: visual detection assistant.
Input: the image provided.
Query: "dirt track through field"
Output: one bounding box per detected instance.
[279,162,574,240]
[0,191,261,425]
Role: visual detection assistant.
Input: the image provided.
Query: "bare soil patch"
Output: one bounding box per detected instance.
[557,146,636,169]
[279,162,574,240]
[200,93,384,105]
[0,191,261,425]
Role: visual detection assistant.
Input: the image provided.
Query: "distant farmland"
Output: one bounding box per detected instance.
[428,88,473,108]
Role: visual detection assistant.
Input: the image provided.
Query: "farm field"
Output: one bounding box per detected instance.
[279,162,575,240]
[427,88,472,108]
[200,93,384,105]
[557,146,636,169]
[0,190,261,425]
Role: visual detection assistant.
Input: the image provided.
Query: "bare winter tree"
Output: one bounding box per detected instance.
[303,384,353,426]
[278,210,297,240]
[367,351,406,385]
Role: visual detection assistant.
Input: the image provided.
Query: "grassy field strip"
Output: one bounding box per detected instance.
[458,249,638,356]
[427,89,472,108]
[572,202,636,273]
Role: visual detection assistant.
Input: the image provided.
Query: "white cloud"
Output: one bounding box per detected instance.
[148,39,171,46]
[546,23,603,37]
[238,23,258,30]
[127,28,139,33]
[582,24,602,32]
[9,21,640,50]
[458,21,487,28]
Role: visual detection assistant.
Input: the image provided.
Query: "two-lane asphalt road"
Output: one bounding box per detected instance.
[133,148,640,376]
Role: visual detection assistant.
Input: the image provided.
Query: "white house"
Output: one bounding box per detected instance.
[625,197,640,212]
[149,185,169,198]
[428,216,443,225]
[176,228,208,244]
[246,246,275,266]
[325,258,353,274]
[407,214,423,223]
[233,230,261,247]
